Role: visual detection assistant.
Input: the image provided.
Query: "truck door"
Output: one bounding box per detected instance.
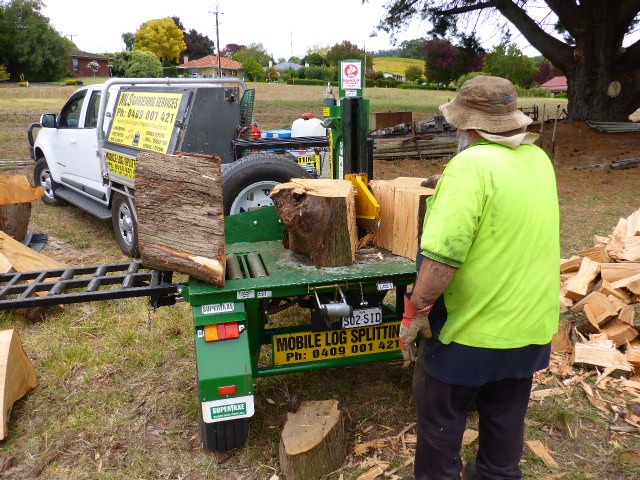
[57,89,107,201]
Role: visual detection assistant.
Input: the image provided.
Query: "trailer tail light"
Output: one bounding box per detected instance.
[218,385,237,396]
[204,322,241,342]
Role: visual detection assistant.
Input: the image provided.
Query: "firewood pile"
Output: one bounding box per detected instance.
[560,207,640,374]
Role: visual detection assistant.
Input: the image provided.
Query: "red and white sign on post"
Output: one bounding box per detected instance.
[340,60,363,96]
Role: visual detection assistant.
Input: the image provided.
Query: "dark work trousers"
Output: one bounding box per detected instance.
[412,366,533,480]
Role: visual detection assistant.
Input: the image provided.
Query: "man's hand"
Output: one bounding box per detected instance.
[399,294,433,366]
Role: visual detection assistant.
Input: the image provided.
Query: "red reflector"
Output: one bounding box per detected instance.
[218,385,237,395]
[217,322,240,340]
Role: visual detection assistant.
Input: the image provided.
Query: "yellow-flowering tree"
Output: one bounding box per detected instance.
[135,18,186,65]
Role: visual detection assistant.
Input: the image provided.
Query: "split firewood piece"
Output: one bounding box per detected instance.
[570,291,597,313]
[610,272,640,295]
[0,251,13,274]
[560,256,581,274]
[626,208,640,237]
[0,329,38,440]
[602,319,638,347]
[572,339,633,373]
[606,236,640,262]
[551,323,573,353]
[594,235,611,246]
[619,305,637,327]
[0,230,66,272]
[600,263,640,283]
[279,400,346,480]
[0,175,43,206]
[620,445,640,467]
[271,179,358,267]
[369,177,433,261]
[600,280,634,304]
[612,218,628,238]
[356,462,390,480]
[564,257,600,301]
[135,151,225,285]
[526,440,559,469]
[583,292,619,330]
[626,345,640,368]
[578,245,612,263]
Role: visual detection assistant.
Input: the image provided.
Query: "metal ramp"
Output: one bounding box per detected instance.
[0,262,179,310]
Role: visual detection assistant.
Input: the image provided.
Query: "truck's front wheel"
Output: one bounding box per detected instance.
[34,157,65,206]
[199,413,249,452]
[111,193,139,258]
[222,154,311,215]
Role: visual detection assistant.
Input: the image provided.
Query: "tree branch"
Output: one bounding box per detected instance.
[544,0,587,37]
[432,0,497,16]
[615,0,640,31]
[618,38,640,70]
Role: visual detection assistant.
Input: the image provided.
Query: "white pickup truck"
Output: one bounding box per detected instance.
[28,78,325,256]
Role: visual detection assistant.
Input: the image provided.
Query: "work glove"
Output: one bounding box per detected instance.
[399,294,433,366]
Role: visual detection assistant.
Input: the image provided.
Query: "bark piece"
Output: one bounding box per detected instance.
[564,257,600,301]
[135,151,225,285]
[279,400,346,480]
[271,179,357,267]
[620,445,640,466]
[551,323,573,353]
[369,177,434,260]
[0,176,43,206]
[525,440,559,469]
[0,329,38,440]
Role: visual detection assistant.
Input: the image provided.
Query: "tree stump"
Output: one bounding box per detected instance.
[271,179,357,267]
[135,151,225,285]
[0,329,38,440]
[0,203,31,241]
[279,400,346,480]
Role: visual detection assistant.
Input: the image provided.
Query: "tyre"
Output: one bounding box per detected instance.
[222,154,311,215]
[199,412,249,452]
[34,157,65,206]
[111,192,139,257]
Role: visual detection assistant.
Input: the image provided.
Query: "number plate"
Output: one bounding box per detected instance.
[341,307,382,329]
[272,322,400,366]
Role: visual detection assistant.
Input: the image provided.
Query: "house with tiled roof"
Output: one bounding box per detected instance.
[69,49,111,78]
[540,76,568,94]
[178,55,244,78]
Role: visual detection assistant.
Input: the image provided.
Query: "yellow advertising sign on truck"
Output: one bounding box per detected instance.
[107,91,183,153]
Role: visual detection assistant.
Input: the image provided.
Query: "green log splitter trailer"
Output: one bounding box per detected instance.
[185,207,416,451]
[2,60,419,452]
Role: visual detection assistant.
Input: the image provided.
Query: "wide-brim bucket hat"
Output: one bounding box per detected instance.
[439,75,533,133]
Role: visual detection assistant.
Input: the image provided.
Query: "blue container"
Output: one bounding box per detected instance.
[261,129,292,139]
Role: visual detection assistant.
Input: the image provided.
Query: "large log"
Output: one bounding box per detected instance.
[369,177,434,260]
[279,400,346,480]
[0,329,38,440]
[0,203,31,241]
[135,151,225,285]
[271,179,357,267]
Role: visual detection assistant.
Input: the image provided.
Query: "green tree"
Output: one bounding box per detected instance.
[232,43,273,67]
[325,40,372,69]
[303,52,326,66]
[110,50,162,77]
[373,0,640,121]
[125,50,163,78]
[121,32,135,51]
[483,42,536,88]
[0,64,9,81]
[135,17,186,65]
[242,58,264,81]
[405,65,424,83]
[399,38,426,59]
[0,0,74,81]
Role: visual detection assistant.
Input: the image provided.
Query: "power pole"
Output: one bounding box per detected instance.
[210,4,223,78]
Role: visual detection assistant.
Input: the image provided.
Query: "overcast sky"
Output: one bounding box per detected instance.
[41,0,532,59]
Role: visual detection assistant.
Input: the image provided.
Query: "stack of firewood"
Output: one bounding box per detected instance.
[560,207,640,371]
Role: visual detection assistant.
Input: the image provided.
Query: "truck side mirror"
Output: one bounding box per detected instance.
[40,113,57,128]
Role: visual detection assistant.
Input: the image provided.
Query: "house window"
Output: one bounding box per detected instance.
[73,58,79,72]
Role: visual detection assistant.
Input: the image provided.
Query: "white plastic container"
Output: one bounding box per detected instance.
[291,113,326,137]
